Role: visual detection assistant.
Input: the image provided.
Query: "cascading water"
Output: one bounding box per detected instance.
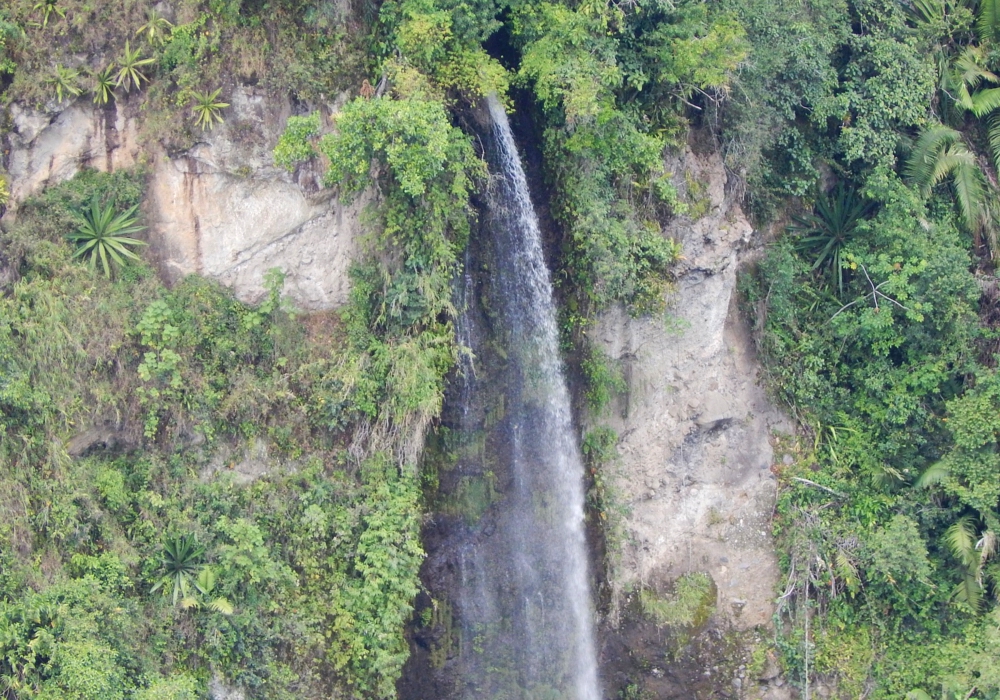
[401,94,600,700]
[477,93,601,700]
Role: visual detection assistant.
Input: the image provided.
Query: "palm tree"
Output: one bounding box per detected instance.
[904,124,996,253]
[115,40,154,93]
[787,184,871,295]
[91,64,116,105]
[191,89,230,131]
[944,515,997,611]
[46,64,82,103]
[136,8,173,46]
[151,535,206,605]
[66,196,147,277]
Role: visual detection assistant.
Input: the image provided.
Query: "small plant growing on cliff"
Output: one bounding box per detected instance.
[136,8,173,46]
[46,64,82,103]
[640,572,716,628]
[151,534,205,605]
[0,174,9,208]
[91,65,116,105]
[67,196,146,277]
[274,112,321,170]
[31,0,65,29]
[115,40,154,92]
[191,89,229,131]
[788,184,871,295]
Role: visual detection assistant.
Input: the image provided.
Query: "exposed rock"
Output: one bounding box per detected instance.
[208,675,245,700]
[593,146,791,630]
[65,422,122,457]
[3,88,366,310]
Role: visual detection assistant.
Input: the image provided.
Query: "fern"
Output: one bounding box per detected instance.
[946,516,979,570]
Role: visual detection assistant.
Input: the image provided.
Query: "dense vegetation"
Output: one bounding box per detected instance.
[7,0,1000,697]
[736,0,1000,697]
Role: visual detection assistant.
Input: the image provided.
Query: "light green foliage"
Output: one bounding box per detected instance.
[639,572,716,628]
[747,164,992,694]
[319,95,473,198]
[136,7,173,46]
[382,0,509,99]
[0,580,135,700]
[515,2,622,124]
[115,40,154,93]
[832,34,937,167]
[273,112,321,170]
[0,166,436,697]
[328,456,424,698]
[46,63,82,102]
[582,345,626,413]
[30,0,63,29]
[0,14,22,76]
[190,88,229,131]
[66,196,147,278]
[90,64,116,105]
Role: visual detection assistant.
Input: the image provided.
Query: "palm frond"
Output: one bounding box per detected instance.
[971,87,1000,117]
[915,461,950,487]
[979,0,1000,42]
[907,0,944,25]
[953,46,999,92]
[947,152,986,230]
[946,516,980,569]
[905,124,963,194]
[208,597,234,615]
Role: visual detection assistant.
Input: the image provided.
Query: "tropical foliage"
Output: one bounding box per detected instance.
[190,88,228,130]
[65,196,146,277]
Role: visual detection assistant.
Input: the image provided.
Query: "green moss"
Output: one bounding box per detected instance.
[639,572,716,629]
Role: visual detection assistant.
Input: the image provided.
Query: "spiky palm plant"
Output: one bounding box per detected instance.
[191,89,230,131]
[115,40,154,93]
[136,8,173,45]
[31,0,64,29]
[787,184,871,295]
[91,64,116,105]
[904,124,996,253]
[151,535,206,605]
[66,196,147,277]
[46,64,82,103]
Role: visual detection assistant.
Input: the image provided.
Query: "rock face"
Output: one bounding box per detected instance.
[593,147,790,630]
[3,88,364,310]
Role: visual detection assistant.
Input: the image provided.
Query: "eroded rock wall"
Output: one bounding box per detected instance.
[594,147,790,631]
[3,88,364,310]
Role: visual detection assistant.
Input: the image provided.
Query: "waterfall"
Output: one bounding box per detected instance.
[470,94,601,699]
[402,94,601,700]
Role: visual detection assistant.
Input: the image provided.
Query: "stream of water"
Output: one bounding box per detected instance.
[457,94,601,699]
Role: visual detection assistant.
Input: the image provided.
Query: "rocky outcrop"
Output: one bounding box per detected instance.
[594,147,790,630]
[3,88,365,310]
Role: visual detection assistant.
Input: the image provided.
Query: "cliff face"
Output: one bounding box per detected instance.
[4,92,790,697]
[591,147,792,698]
[595,148,788,629]
[4,89,364,310]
